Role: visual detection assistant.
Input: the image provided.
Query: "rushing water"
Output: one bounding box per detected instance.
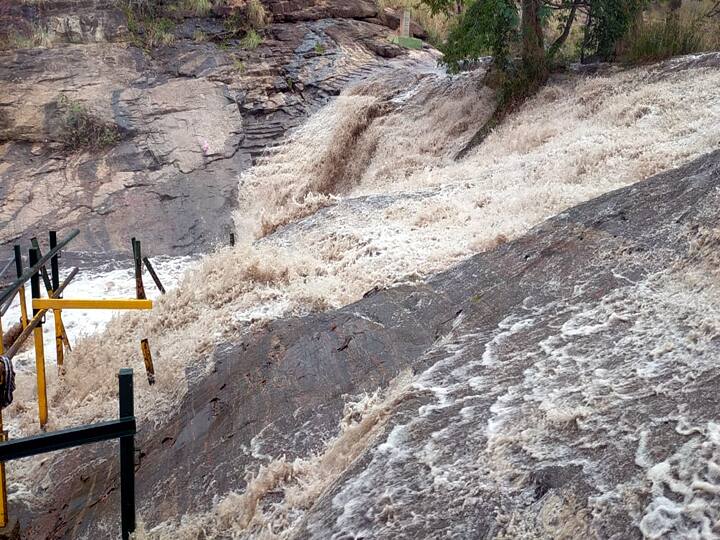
[6,53,720,537]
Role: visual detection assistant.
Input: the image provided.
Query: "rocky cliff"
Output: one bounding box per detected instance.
[0,0,434,255]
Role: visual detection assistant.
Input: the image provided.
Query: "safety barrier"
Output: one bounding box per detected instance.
[0,231,165,529]
[0,368,137,539]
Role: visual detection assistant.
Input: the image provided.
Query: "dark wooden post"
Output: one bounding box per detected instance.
[142,258,165,295]
[131,239,146,301]
[118,368,135,540]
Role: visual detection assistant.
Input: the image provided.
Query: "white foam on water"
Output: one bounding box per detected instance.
[5,53,720,534]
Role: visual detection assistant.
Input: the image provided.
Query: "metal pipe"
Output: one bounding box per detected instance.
[142,257,166,295]
[30,238,52,294]
[49,232,60,292]
[0,259,13,281]
[119,368,136,539]
[28,241,71,352]
[0,229,79,308]
[14,246,28,329]
[29,248,48,427]
[5,268,78,360]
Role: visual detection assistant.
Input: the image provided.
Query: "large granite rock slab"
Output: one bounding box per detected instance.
[13,150,720,537]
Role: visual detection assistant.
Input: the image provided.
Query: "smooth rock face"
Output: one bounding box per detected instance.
[0,2,428,256]
[16,151,720,537]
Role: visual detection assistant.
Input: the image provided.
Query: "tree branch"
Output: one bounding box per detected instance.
[548,0,581,58]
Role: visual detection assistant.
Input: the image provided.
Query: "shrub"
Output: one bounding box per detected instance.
[193,29,207,42]
[181,0,212,17]
[223,0,269,35]
[0,23,51,50]
[246,0,268,29]
[57,95,121,151]
[240,28,263,49]
[619,15,714,64]
[144,17,175,47]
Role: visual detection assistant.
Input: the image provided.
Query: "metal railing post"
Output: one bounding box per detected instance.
[29,248,48,428]
[132,239,146,301]
[118,368,135,540]
[48,232,65,367]
[13,246,28,330]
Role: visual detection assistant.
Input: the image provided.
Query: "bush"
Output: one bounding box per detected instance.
[57,95,121,151]
[181,0,213,17]
[619,15,713,64]
[240,28,263,49]
[223,0,269,35]
[0,23,51,50]
[246,0,268,29]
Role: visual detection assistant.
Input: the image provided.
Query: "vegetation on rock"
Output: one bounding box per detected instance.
[57,95,121,152]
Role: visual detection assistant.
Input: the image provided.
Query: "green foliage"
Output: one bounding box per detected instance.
[122,2,176,49]
[0,23,51,50]
[181,0,213,16]
[583,0,645,60]
[223,0,268,37]
[240,28,263,49]
[246,0,269,29]
[144,17,176,47]
[233,57,246,71]
[314,42,326,54]
[620,13,710,63]
[57,95,121,151]
[375,0,457,45]
[441,0,518,72]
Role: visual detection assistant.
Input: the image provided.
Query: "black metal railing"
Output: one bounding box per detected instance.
[0,369,137,539]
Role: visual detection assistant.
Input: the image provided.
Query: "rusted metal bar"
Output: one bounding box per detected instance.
[140,339,155,385]
[132,239,146,301]
[5,268,78,360]
[142,257,165,295]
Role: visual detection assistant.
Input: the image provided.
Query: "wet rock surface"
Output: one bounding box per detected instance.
[0,0,432,256]
[14,150,720,537]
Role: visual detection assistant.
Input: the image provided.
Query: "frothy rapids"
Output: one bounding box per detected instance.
[7,53,720,538]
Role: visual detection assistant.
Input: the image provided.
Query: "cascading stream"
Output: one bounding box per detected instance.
[6,53,720,536]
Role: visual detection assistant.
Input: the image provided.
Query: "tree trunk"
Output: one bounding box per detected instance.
[521,0,546,73]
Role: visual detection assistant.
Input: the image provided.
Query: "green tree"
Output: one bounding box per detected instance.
[424,0,647,157]
[424,0,647,73]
